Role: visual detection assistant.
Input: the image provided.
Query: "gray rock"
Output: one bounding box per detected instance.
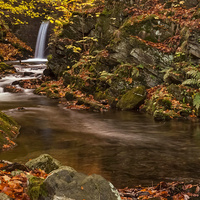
[188,40,200,59]
[25,154,62,173]
[38,167,121,200]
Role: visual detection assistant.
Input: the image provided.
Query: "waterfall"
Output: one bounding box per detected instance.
[34,21,49,59]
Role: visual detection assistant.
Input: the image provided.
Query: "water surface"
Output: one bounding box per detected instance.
[1,65,200,188]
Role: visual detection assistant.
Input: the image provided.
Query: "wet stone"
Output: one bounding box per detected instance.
[4,85,23,93]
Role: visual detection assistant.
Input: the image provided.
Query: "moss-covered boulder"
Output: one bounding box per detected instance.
[28,176,47,200]
[25,154,62,173]
[0,111,20,151]
[34,85,60,99]
[0,62,16,74]
[117,86,146,110]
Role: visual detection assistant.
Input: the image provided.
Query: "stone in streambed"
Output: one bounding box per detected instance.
[4,85,23,93]
[117,86,146,110]
[23,72,35,77]
[25,154,62,173]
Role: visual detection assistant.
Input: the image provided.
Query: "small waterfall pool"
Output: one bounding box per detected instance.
[1,63,200,189]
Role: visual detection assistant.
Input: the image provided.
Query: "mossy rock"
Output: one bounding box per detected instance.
[25,154,62,173]
[117,86,146,110]
[157,98,172,110]
[65,91,76,101]
[0,62,15,73]
[153,109,171,121]
[46,90,60,99]
[28,176,47,200]
[0,111,20,150]
[34,87,60,99]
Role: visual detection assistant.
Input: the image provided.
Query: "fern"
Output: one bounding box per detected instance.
[131,67,140,77]
[186,69,198,78]
[163,68,173,82]
[182,78,200,87]
[193,93,200,110]
[182,68,200,88]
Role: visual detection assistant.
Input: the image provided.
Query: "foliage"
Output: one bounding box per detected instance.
[124,0,200,53]
[119,181,200,200]
[0,22,32,60]
[0,0,105,26]
[193,93,200,111]
[141,85,193,120]
[182,67,200,88]
[0,162,47,200]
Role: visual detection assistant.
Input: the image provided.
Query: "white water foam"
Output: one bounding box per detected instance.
[0,87,4,93]
[21,58,48,63]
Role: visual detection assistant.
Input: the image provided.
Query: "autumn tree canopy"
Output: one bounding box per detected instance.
[0,0,102,26]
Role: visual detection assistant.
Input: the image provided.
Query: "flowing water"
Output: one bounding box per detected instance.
[1,64,200,189]
[34,21,49,59]
[20,21,49,63]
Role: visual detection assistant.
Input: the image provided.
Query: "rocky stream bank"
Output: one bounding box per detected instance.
[44,0,200,121]
[1,0,200,199]
[1,154,200,200]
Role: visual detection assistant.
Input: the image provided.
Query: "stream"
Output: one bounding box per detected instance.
[1,63,200,189]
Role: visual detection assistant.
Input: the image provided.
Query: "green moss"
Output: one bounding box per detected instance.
[0,62,15,73]
[101,9,112,16]
[46,90,59,99]
[28,176,47,200]
[88,65,96,72]
[40,83,46,87]
[65,91,76,101]
[47,54,53,61]
[95,91,107,100]
[0,111,18,126]
[0,111,20,150]
[117,86,146,110]
[34,87,49,94]
[153,109,171,121]
[51,84,58,88]
[157,98,172,110]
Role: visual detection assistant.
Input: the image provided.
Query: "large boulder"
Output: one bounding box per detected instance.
[25,154,62,173]
[37,166,121,200]
[117,86,146,110]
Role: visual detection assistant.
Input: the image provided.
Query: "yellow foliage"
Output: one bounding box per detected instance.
[0,0,105,25]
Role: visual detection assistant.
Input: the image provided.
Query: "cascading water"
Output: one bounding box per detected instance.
[0,21,48,95]
[20,21,49,63]
[34,21,49,59]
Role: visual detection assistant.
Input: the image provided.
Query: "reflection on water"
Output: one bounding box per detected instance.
[1,67,200,188]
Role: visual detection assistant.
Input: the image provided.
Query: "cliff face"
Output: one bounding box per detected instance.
[47,0,200,120]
